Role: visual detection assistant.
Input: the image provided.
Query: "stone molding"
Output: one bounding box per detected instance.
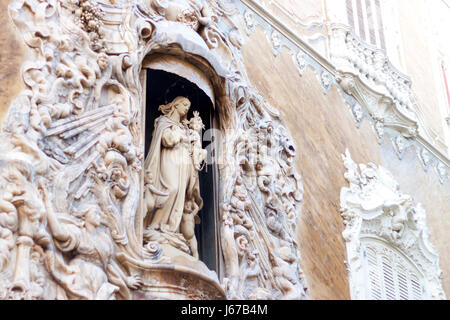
[237,0,450,184]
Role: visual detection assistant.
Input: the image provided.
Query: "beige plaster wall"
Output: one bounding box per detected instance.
[0,1,27,130]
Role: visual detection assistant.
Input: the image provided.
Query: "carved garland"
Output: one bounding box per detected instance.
[340,149,446,300]
[0,0,307,300]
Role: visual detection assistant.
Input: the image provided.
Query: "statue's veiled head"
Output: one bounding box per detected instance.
[159,96,191,120]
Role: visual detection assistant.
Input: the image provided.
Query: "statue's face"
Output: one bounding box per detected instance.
[176,98,191,116]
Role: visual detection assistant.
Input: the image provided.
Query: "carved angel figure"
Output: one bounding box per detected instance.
[41,184,141,300]
[147,0,217,31]
[143,97,204,258]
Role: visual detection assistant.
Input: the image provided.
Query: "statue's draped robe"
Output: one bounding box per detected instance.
[145,116,203,233]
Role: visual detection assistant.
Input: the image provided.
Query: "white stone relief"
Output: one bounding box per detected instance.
[244,9,255,34]
[392,135,407,160]
[436,162,449,184]
[294,51,308,75]
[320,71,332,93]
[340,149,446,300]
[417,148,433,172]
[374,119,385,142]
[352,103,364,125]
[270,30,282,55]
[0,0,308,300]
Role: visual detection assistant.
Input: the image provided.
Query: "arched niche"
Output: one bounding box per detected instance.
[140,54,223,275]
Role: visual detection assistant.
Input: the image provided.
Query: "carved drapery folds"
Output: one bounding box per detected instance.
[143,97,205,260]
[340,150,445,300]
[0,0,307,300]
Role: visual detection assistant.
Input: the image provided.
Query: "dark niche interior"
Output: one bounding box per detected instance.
[145,68,219,273]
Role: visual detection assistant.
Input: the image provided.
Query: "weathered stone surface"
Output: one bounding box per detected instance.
[0,4,27,129]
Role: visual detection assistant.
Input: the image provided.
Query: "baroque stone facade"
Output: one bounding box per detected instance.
[0,0,307,300]
[0,0,448,301]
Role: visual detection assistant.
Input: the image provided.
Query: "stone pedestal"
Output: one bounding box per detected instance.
[129,255,226,300]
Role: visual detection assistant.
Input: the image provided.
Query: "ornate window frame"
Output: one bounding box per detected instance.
[340,149,446,300]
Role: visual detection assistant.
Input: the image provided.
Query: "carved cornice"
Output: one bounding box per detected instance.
[239,0,334,73]
[236,0,450,184]
[340,150,446,300]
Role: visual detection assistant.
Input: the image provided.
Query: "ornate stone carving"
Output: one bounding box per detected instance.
[329,23,449,173]
[294,51,307,75]
[392,135,407,160]
[352,103,363,125]
[320,71,332,90]
[417,148,433,172]
[220,89,307,300]
[0,0,307,300]
[340,149,446,300]
[236,1,449,181]
[270,30,281,54]
[330,24,413,108]
[243,9,255,34]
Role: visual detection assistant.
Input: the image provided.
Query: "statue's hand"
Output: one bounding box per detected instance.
[126,274,143,289]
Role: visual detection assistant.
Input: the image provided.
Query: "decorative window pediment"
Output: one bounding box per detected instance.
[340,149,445,300]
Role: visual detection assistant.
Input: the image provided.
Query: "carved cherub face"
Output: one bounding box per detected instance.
[111,166,124,181]
[75,205,102,228]
[144,170,153,185]
[97,53,108,70]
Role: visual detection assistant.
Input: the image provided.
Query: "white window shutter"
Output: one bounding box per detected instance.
[366,247,382,300]
[364,242,425,300]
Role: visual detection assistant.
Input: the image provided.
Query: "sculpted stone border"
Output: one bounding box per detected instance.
[340,149,446,299]
[0,0,307,300]
[237,0,450,185]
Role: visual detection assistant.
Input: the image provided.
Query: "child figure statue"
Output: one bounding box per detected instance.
[177,111,207,258]
[187,111,207,171]
[180,200,201,259]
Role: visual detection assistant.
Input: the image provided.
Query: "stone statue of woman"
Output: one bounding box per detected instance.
[143,96,203,257]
